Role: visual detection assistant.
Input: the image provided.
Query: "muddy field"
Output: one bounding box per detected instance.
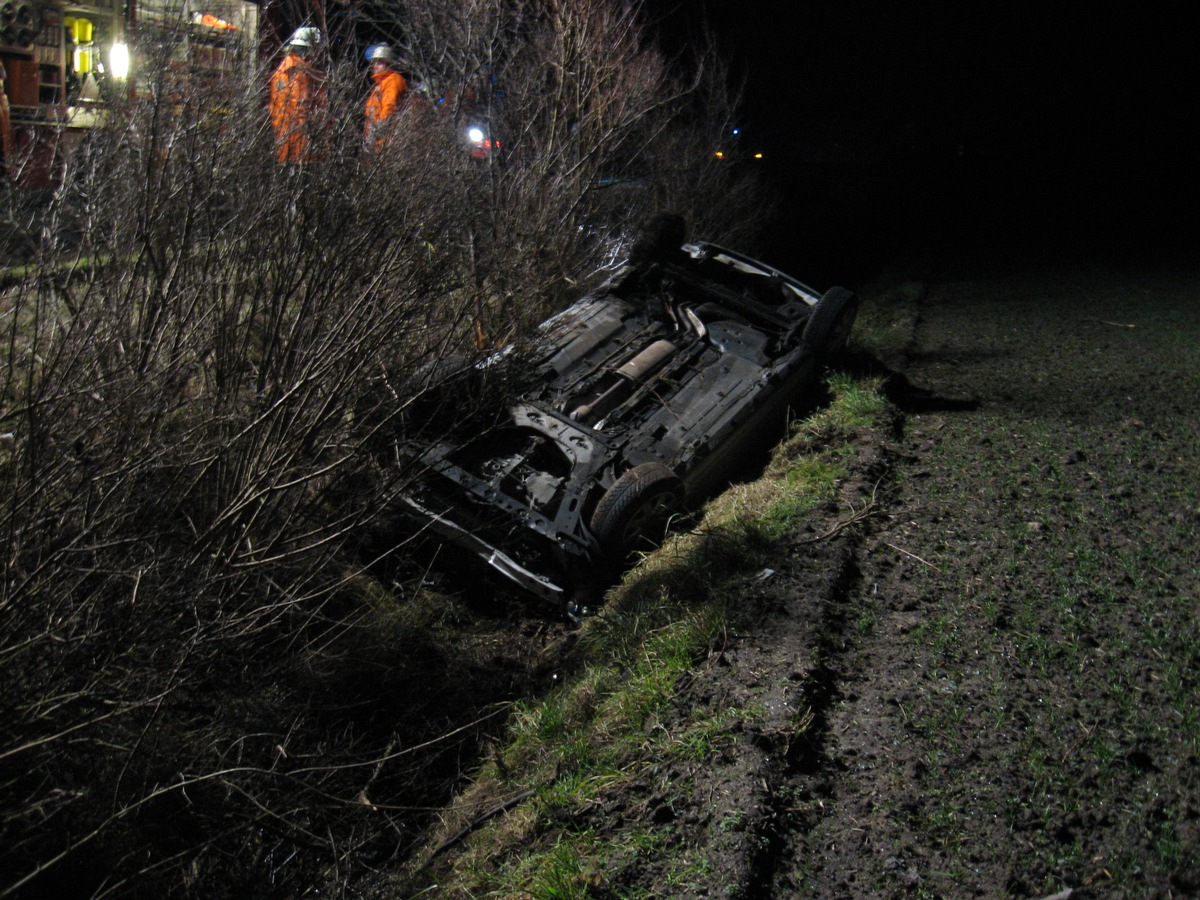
[394,247,1200,899]
[659,253,1200,898]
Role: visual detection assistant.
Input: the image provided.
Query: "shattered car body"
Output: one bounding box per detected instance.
[397,225,858,609]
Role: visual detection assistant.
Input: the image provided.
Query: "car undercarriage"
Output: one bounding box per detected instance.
[393,225,858,612]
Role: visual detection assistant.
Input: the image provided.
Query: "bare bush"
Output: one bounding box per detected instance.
[0,0,766,896]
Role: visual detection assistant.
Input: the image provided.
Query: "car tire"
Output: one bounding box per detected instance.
[628,214,687,267]
[802,286,858,358]
[590,462,685,563]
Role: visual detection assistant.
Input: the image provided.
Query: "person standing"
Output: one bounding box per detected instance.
[363,44,407,151]
[269,27,327,165]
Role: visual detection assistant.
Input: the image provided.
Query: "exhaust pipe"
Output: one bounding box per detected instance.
[570,339,677,423]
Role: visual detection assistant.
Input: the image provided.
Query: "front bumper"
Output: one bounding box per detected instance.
[399,495,566,603]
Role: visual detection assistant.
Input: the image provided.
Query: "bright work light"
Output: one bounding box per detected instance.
[110,42,130,79]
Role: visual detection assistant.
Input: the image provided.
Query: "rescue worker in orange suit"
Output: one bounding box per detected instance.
[269,27,327,165]
[0,61,12,181]
[363,44,407,151]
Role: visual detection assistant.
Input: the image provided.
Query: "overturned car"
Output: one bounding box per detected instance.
[394,217,857,611]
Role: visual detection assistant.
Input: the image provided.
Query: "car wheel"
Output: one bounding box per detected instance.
[802,286,858,358]
[590,462,685,563]
[628,214,687,267]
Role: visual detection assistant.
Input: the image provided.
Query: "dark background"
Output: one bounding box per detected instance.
[650,1,1198,283]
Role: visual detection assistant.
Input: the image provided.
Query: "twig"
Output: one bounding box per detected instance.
[882,541,941,572]
[423,787,539,865]
[1083,316,1135,329]
[1059,721,1096,764]
[797,478,882,544]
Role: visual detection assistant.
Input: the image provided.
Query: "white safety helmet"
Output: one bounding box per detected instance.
[368,44,396,64]
[287,26,321,49]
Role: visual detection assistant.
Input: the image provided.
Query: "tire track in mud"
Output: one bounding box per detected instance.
[744,543,868,898]
[736,390,973,896]
[649,459,888,898]
[754,430,934,898]
[744,448,902,897]
[717,432,900,898]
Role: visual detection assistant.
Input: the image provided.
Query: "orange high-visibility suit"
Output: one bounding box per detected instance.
[364,68,407,149]
[269,51,327,164]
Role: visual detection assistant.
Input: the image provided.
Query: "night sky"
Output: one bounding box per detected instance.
[651,2,1199,279]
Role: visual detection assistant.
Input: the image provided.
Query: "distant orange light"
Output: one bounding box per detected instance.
[714,151,725,159]
[754,152,763,159]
